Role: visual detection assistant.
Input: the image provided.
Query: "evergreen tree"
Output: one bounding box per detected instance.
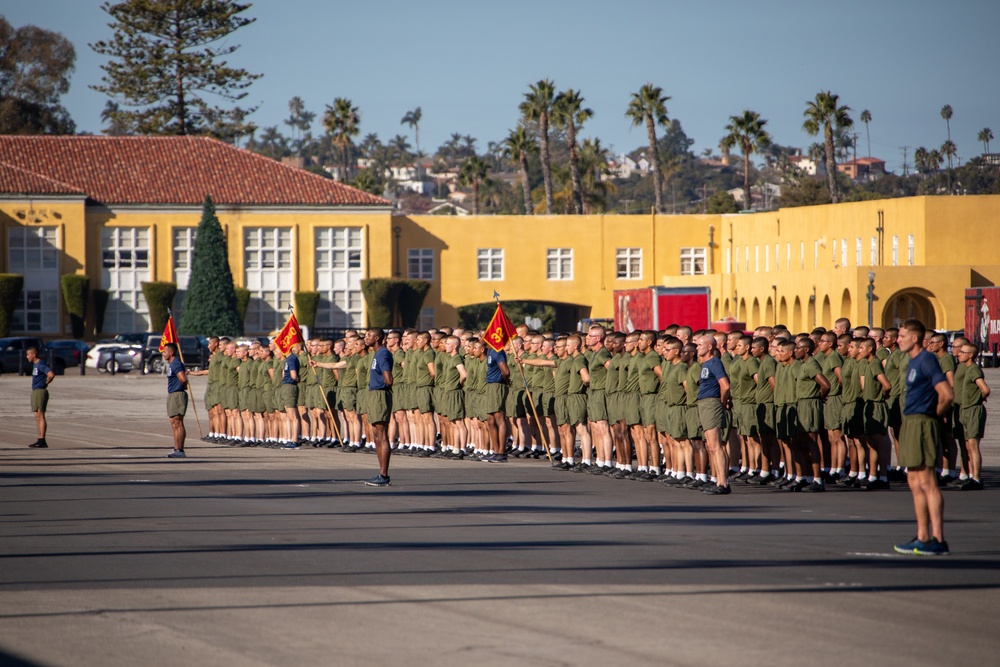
[179,195,242,336]
[90,0,261,139]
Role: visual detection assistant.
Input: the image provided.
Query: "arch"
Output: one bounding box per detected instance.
[764,297,773,325]
[723,298,730,318]
[841,288,852,320]
[778,297,788,327]
[792,296,803,332]
[713,298,720,322]
[739,298,747,323]
[883,288,940,330]
[807,294,817,329]
[822,295,832,327]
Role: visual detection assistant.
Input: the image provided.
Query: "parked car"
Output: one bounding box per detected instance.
[94,344,144,373]
[86,332,157,370]
[0,336,46,375]
[142,334,206,373]
[46,340,91,373]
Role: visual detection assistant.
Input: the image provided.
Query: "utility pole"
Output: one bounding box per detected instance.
[900,146,911,176]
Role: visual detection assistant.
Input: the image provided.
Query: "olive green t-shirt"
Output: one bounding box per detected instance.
[822,349,844,396]
[795,356,824,400]
[755,354,776,404]
[861,357,887,403]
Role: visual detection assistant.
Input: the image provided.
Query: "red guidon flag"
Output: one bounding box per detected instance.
[159,315,179,352]
[276,312,303,354]
[483,302,517,352]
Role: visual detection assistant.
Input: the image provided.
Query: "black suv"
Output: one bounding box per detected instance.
[0,337,46,375]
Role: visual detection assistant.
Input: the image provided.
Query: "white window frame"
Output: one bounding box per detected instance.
[407,248,434,280]
[871,236,878,266]
[679,247,706,276]
[418,307,435,331]
[616,247,642,280]
[315,227,364,329]
[101,226,151,333]
[245,227,294,333]
[892,235,899,266]
[546,248,574,280]
[856,237,862,266]
[477,248,504,281]
[172,227,196,323]
[908,234,915,266]
[8,226,60,333]
[841,238,847,267]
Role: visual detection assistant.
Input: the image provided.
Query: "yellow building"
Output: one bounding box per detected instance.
[2,135,997,337]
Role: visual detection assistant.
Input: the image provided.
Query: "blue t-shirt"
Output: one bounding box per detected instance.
[369,346,393,390]
[31,360,51,390]
[486,348,507,384]
[697,356,728,400]
[166,358,185,393]
[282,354,300,384]
[904,349,947,416]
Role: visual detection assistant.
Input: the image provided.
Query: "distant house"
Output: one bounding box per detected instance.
[837,157,886,180]
[605,154,651,180]
[787,154,826,177]
[982,153,1000,167]
[728,183,781,210]
[427,200,471,216]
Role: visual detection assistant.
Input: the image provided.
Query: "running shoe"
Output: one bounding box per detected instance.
[914,538,950,556]
[166,449,186,458]
[365,474,391,487]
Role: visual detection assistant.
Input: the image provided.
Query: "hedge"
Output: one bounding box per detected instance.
[0,274,24,337]
[397,280,431,328]
[294,291,320,330]
[234,286,251,325]
[361,278,403,327]
[142,281,177,332]
[92,288,109,335]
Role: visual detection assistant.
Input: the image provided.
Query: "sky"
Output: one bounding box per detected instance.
[5,0,998,174]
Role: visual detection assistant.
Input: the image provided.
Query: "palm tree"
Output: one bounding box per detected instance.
[860,109,872,158]
[579,137,614,213]
[979,128,993,155]
[400,107,422,155]
[940,105,954,171]
[941,140,957,191]
[520,79,557,213]
[720,110,771,210]
[625,84,671,213]
[913,146,929,179]
[803,91,853,203]
[929,148,944,175]
[459,155,491,215]
[286,96,305,142]
[322,98,360,181]
[502,125,537,214]
[388,134,412,166]
[553,88,593,215]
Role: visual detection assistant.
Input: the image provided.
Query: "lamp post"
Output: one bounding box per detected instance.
[867,270,876,328]
[392,226,402,277]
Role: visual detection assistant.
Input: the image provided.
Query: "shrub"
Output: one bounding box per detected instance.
[141,281,177,332]
[397,279,431,327]
[234,286,251,324]
[92,288,109,335]
[360,278,403,327]
[294,291,320,330]
[0,273,24,336]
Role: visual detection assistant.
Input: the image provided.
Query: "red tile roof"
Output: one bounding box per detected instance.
[0,135,390,207]
[0,160,84,196]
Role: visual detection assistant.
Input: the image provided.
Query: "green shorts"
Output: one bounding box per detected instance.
[167,390,188,418]
[238,387,252,411]
[898,414,940,469]
[308,384,326,410]
[356,387,369,416]
[587,389,608,423]
[566,393,587,426]
[639,394,657,427]
[482,382,507,415]
[538,392,554,418]
[685,405,703,440]
[863,401,888,436]
[30,388,49,413]
[776,404,800,441]
[367,388,392,424]
[823,394,843,431]
[698,397,726,432]
[665,404,687,440]
[605,393,621,424]
[842,399,864,438]
[251,388,266,414]
[439,388,465,421]
[413,385,434,414]
[554,395,569,426]
[796,397,823,434]
[222,385,238,411]
[297,382,309,408]
[959,405,986,440]
[339,387,357,412]
[950,404,964,442]
[623,392,641,426]
[205,383,219,410]
[756,402,775,436]
[469,391,488,421]
[737,401,758,438]
[887,395,903,431]
[654,399,671,434]
[280,383,299,410]
[506,388,526,418]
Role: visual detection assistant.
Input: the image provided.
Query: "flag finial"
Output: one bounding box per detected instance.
[492,290,500,301]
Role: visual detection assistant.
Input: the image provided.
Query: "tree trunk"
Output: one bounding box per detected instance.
[539,112,554,214]
[824,124,839,203]
[567,121,583,215]
[174,14,186,134]
[743,148,751,210]
[519,151,534,214]
[647,116,662,213]
[473,181,480,215]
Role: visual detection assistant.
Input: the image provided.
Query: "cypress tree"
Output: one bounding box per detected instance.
[179,195,242,336]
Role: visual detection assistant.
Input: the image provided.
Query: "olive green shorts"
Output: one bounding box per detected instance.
[566,393,587,426]
[554,395,569,426]
[280,383,299,410]
[205,383,218,410]
[308,384,326,410]
[587,389,608,423]
[776,404,801,441]
[605,393,621,424]
[898,414,940,469]
[623,392,641,427]
[31,388,49,413]
[863,401,888,436]
[950,404,965,442]
[887,395,903,431]
[823,394,843,431]
[538,392,554,418]
[506,388,526,418]
[685,405,703,440]
[297,382,309,408]
[797,397,823,434]
[222,385,238,411]
[665,404,687,440]
[439,388,465,421]
[737,401,758,437]
[639,394,657,427]
[654,399,671,434]
[413,385,434,414]
[482,382,508,415]
[356,387,369,416]
[238,387,252,412]
[367,388,392,424]
[842,399,864,438]
[960,405,986,440]
[698,397,726,432]
[756,402,776,436]
[339,387,357,412]
[167,391,188,418]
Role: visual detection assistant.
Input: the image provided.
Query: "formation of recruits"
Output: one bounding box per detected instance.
[194,317,990,496]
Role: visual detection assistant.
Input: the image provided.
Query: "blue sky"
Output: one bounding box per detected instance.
[6,0,998,173]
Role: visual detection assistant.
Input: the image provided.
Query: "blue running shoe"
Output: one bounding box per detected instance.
[365,474,391,487]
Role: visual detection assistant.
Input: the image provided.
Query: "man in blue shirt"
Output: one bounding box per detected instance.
[164,343,190,459]
[364,327,394,486]
[696,335,732,495]
[894,319,953,556]
[281,343,301,448]
[483,344,511,462]
[26,347,54,448]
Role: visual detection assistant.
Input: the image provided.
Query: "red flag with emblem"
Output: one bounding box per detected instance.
[275,312,303,354]
[483,302,517,352]
[159,315,179,352]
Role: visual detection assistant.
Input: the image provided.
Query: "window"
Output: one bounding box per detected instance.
[765,244,770,272]
[100,227,151,332]
[907,234,915,266]
[478,248,504,280]
[892,235,899,266]
[786,243,791,270]
[814,241,819,269]
[547,248,574,280]
[8,225,60,332]
[871,236,878,266]
[754,245,759,272]
[680,247,706,275]
[418,307,435,331]
[841,238,847,267]
[172,227,196,323]
[316,227,364,329]
[245,227,294,332]
[856,237,862,266]
[407,248,434,279]
[833,238,838,262]
[745,246,749,273]
[616,247,641,280]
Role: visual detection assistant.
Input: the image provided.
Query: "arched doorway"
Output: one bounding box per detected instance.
[793,296,803,332]
[739,298,747,323]
[713,298,720,321]
[883,288,939,329]
[807,295,817,329]
[764,297,773,325]
[822,295,832,327]
[841,288,852,320]
[778,297,788,327]
[724,298,730,318]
